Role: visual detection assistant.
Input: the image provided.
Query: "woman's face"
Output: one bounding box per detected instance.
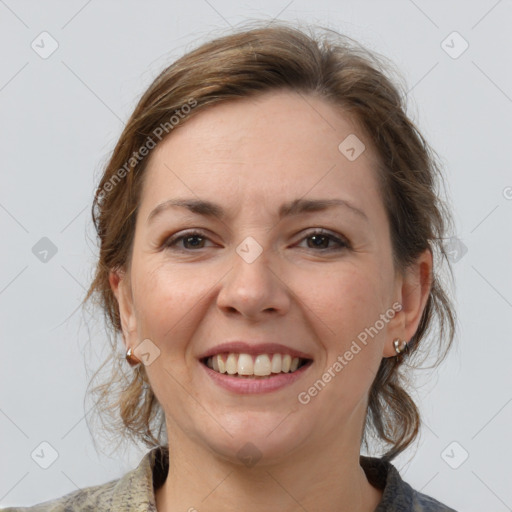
[112,90,426,464]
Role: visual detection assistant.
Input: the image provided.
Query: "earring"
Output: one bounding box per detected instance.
[126,347,141,367]
[393,338,408,355]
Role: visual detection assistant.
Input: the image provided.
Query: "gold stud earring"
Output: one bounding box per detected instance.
[126,347,141,366]
[393,338,408,355]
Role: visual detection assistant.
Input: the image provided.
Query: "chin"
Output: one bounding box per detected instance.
[196,412,311,467]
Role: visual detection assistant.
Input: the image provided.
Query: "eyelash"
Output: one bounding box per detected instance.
[162,229,350,253]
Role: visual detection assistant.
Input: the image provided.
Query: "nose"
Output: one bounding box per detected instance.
[216,245,291,320]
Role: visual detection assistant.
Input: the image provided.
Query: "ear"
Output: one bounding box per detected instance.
[109,268,138,350]
[382,248,433,358]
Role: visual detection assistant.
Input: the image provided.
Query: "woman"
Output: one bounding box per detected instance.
[4,21,457,511]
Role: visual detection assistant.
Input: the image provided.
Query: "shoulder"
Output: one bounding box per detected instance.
[360,455,458,512]
[0,446,168,512]
[0,479,120,512]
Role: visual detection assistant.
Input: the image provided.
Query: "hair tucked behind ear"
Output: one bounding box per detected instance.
[83,20,455,460]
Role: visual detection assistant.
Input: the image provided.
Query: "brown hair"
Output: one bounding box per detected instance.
[84,20,455,460]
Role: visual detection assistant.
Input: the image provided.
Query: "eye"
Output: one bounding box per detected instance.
[162,230,212,251]
[298,229,350,252]
[162,228,350,253]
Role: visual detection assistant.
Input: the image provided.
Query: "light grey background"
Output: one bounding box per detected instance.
[1,1,511,510]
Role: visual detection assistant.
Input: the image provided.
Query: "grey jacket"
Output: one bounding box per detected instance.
[1,446,457,511]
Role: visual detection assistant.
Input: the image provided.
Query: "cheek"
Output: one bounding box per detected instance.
[313,264,391,338]
[308,263,392,392]
[130,261,204,347]
[130,264,204,404]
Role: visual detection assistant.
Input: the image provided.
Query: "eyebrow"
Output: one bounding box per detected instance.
[146,197,368,225]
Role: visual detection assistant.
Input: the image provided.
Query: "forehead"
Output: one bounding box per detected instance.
[139,90,383,219]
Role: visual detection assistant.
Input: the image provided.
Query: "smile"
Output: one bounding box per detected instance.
[202,352,310,378]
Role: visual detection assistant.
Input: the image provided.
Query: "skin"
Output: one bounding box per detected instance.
[110,90,432,512]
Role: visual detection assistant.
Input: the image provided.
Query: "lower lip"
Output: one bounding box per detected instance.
[200,360,313,394]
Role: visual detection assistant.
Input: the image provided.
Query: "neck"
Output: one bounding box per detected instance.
[155,421,382,512]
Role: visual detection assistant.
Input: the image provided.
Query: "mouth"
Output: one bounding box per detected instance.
[200,353,313,379]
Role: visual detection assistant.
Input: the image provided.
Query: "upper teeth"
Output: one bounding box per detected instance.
[205,353,303,376]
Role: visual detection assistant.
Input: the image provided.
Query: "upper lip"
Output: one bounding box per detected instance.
[198,341,314,361]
